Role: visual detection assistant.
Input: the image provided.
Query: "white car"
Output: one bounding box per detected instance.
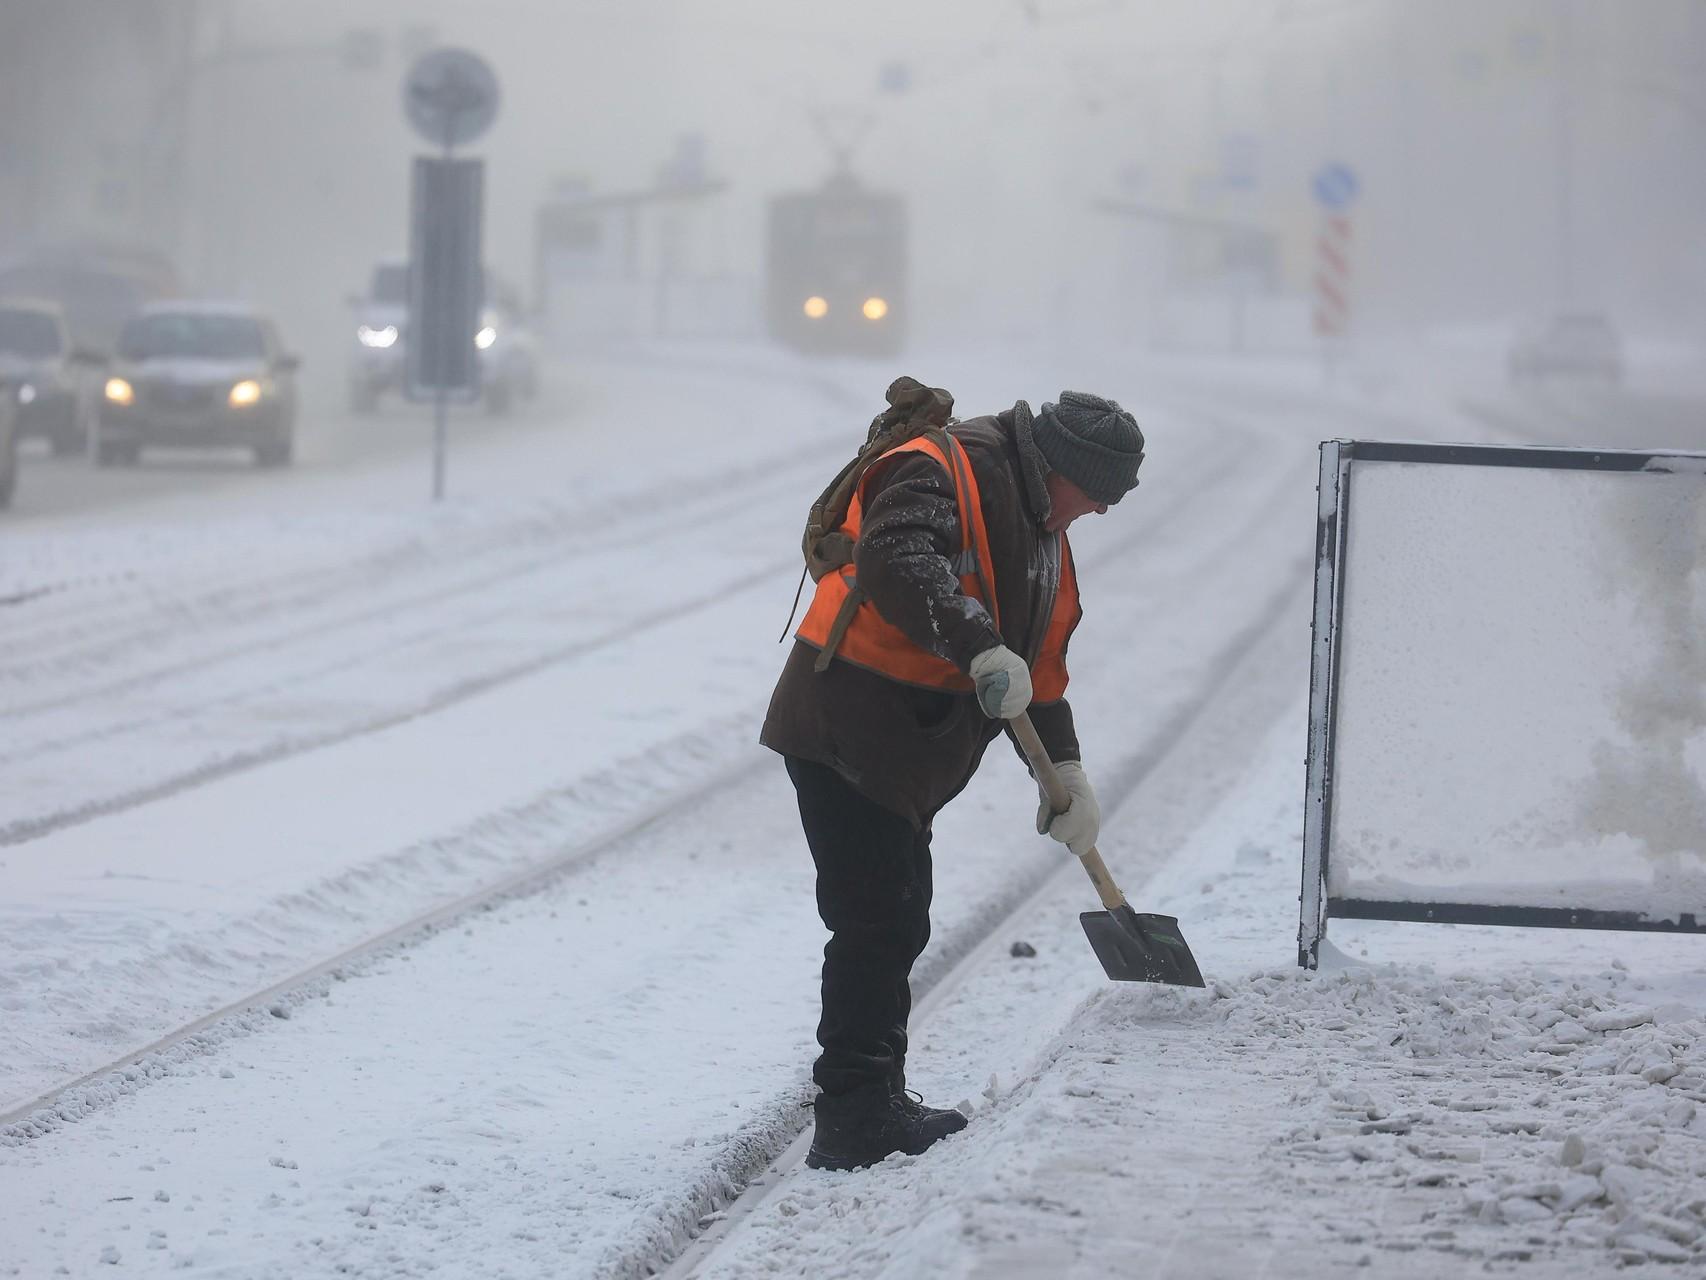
[97,302,301,467]
[1508,313,1623,385]
[348,260,540,415]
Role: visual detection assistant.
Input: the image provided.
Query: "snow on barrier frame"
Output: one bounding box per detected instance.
[1299,438,1706,969]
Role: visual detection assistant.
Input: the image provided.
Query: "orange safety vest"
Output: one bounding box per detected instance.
[797,433,1080,702]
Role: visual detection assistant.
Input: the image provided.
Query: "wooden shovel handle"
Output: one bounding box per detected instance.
[1009,710,1128,912]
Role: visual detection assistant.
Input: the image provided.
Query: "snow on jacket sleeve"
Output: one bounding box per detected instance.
[854,452,1004,671]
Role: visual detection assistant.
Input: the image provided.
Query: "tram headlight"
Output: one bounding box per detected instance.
[104,377,134,406]
[862,297,889,322]
[802,296,829,320]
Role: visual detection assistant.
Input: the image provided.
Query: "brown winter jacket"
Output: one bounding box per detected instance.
[761,402,1081,829]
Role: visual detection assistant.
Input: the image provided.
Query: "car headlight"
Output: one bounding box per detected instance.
[803,296,829,320]
[862,297,889,322]
[17,382,36,405]
[105,377,134,405]
[229,379,263,408]
[358,324,398,349]
[474,325,497,350]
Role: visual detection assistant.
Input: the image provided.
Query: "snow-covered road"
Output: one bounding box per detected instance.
[3,344,1701,1278]
[1,356,876,1110]
[0,347,1286,1118]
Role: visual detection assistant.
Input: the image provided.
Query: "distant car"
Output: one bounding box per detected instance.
[97,302,300,467]
[0,298,102,454]
[348,260,540,415]
[1508,313,1623,384]
[477,292,542,415]
[347,261,407,413]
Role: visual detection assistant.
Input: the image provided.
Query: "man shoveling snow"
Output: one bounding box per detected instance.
[762,382,1145,1171]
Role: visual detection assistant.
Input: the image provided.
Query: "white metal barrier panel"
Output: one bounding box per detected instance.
[1301,440,1706,968]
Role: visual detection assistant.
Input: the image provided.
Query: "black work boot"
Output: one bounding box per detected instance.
[806,1082,968,1171]
[889,1067,965,1129]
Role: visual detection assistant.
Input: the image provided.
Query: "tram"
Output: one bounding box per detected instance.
[765,173,906,357]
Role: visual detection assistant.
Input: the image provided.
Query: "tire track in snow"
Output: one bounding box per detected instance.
[0,554,788,849]
[0,408,856,709]
[0,717,766,1135]
[0,354,866,658]
[0,452,827,752]
[0,402,1256,849]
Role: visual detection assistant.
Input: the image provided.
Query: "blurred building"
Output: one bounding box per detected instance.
[534,141,748,344]
[1237,0,1706,336]
[0,2,197,265]
[1033,0,1706,349]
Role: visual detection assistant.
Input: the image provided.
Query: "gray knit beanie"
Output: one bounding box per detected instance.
[1031,391,1145,504]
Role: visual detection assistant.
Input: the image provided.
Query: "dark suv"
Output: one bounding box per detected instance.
[98,303,301,467]
[0,299,99,454]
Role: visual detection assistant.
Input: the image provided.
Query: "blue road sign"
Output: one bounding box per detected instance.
[1312,163,1359,212]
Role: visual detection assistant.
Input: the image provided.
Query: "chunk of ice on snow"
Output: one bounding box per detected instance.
[1584,1007,1655,1033]
[1617,1232,1693,1264]
[1496,1196,1554,1224]
[1555,1174,1604,1214]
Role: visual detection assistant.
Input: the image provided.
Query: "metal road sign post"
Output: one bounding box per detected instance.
[406,157,483,501]
[401,48,499,501]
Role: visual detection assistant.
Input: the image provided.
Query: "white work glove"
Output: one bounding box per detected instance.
[1036,760,1100,858]
[968,644,1032,720]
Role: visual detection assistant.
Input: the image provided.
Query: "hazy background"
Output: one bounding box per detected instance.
[2,0,1703,396]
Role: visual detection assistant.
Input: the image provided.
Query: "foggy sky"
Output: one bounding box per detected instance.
[6,0,1704,382]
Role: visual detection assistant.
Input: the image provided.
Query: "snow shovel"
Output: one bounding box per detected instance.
[1010,711,1205,988]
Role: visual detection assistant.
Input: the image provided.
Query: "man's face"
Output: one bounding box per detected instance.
[1043,471,1110,534]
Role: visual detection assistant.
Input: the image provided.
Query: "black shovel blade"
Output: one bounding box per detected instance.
[1080,906,1206,988]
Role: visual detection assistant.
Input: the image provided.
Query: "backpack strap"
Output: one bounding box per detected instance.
[810,426,987,673]
[928,424,996,625]
[802,376,955,581]
[811,581,868,673]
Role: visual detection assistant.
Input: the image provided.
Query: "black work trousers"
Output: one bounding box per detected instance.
[785,755,934,1098]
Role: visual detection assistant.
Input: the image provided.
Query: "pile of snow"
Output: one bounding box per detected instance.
[1186,965,1706,1265]
[719,965,1706,1277]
